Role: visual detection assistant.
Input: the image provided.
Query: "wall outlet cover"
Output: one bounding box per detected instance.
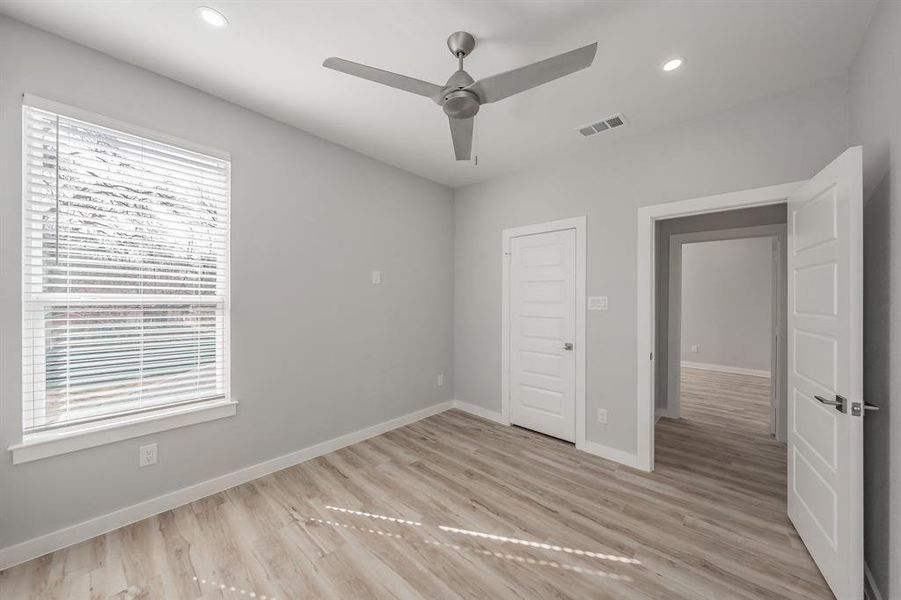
[437,373,444,387]
[691,344,700,353]
[139,443,158,467]
[371,270,382,285]
[597,408,608,424]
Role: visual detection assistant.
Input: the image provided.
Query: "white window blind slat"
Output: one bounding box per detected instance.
[22,103,230,435]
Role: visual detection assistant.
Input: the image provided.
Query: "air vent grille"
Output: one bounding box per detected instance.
[578,113,627,137]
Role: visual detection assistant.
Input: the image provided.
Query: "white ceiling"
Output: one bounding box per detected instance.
[0,1,875,188]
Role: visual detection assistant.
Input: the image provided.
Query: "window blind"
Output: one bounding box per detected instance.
[22,102,230,434]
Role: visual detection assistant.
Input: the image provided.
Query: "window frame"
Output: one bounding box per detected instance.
[12,95,234,464]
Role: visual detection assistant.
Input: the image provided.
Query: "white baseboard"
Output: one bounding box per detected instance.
[578,440,643,470]
[864,562,883,600]
[0,400,454,572]
[451,400,643,470]
[681,361,770,378]
[451,399,506,424]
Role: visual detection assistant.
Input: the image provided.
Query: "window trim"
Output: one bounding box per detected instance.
[14,95,233,461]
[9,399,237,464]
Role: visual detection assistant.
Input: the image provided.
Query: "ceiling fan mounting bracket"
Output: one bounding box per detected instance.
[447,31,476,59]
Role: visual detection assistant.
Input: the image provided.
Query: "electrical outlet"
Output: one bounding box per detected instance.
[597,408,608,424]
[691,344,700,353]
[139,443,157,467]
[437,373,444,387]
[371,270,382,285]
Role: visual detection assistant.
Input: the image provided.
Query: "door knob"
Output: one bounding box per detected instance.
[563,343,574,351]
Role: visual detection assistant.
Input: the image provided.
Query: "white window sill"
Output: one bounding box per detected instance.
[9,400,237,464]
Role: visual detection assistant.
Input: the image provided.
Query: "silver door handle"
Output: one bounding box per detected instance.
[563,343,573,351]
[815,395,847,414]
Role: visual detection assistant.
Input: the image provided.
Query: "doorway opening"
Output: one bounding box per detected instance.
[659,224,788,449]
[652,210,789,476]
[654,221,789,494]
[636,150,864,599]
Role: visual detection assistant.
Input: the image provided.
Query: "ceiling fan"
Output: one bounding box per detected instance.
[323,32,598,161]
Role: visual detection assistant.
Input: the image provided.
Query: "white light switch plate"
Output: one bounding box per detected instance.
[371,270,382,285]
[691,344,700,353]
[588,296,608,310]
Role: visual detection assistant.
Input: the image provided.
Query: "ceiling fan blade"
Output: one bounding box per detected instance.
[323,57,444,99]
[448,116,473,161]
[467,42,597,104]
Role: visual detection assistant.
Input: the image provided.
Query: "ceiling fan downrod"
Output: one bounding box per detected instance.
[443,32,480,120]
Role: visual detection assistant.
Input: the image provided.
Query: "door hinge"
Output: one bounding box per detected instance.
[650,352,653,360]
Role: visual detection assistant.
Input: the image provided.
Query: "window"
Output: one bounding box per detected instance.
[22,98,230,438]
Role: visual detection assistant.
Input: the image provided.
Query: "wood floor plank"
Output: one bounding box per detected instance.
[0,368,833,599]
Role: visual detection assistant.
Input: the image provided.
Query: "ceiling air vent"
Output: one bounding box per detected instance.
[578,113,628,137]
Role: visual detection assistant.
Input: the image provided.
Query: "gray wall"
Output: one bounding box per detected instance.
[847,0,901,595]
[454,76,848,457]
[681,238,773,372]
[653,205,787,411]
[0,17,454,550]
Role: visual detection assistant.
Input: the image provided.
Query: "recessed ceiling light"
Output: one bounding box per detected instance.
[662,57,684,72]
[198,7,228,28]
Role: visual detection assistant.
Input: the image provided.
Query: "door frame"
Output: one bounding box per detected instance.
[662,225,788,442]
[636,181,805,471]
[502,216,587,449]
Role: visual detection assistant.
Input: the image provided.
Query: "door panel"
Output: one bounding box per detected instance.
[787,147,863,600]
[509,229,576,442]
[792,389,838,471]
[794,263,838,316]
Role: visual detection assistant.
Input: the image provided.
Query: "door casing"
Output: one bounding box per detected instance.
[636,181,806,471]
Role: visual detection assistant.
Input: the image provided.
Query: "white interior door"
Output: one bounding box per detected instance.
[787,147,863,600]
[509,229,576,442]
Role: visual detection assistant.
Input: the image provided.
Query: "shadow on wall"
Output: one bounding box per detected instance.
[863,166,892,596]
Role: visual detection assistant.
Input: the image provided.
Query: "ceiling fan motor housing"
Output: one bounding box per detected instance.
[442,69,479,119]
[443,89,480,119]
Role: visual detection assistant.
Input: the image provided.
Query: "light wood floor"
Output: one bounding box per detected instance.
[1,368,832,599]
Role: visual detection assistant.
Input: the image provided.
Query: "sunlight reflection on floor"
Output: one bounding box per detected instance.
[438,524,641,564]
[325,505,422,526]
[301,505,641,583]
[193,575,274,599]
